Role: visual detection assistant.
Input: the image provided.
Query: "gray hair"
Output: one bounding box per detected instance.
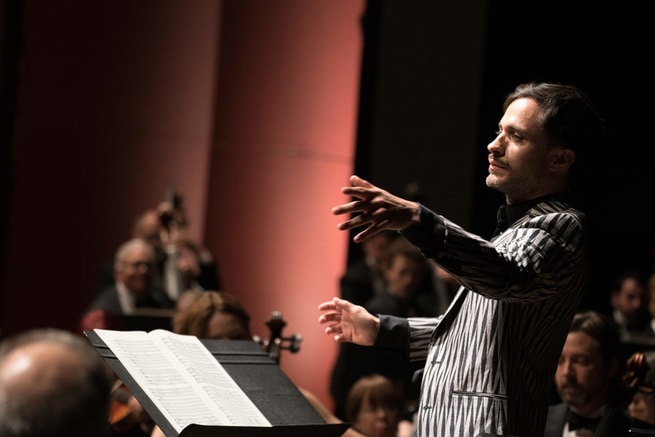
[113,237,155,270]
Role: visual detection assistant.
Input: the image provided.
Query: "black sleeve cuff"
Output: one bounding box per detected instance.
[399,203,446,258]
[375,315,410,352]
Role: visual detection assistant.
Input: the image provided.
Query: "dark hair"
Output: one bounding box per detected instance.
[383,237,428,272]
[612,269,647,294]
[504,82,605,154]
[569,310,623,365]
[569,310,628,406]
[504,82,605,200]
[344,374,406,423]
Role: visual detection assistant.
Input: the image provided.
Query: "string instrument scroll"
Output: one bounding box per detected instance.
[255,310,302,364]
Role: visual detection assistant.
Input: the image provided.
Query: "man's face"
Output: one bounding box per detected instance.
[177,244,201,284]
[383,254,425,299]
[555,331,613,409]
[362,233,393,267]
[612,277,647,321]
[114,245,154,298]
[486,97,567,203]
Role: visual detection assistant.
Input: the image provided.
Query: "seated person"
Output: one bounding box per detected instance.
[98,197,221,298]
[81,238,175,436]
[171,289,205,333]
[609,269,649,341]
[544,310,632,437]
[343,374,412,437]
[79,237,175,333]
[365,237,444,318]
[340,230,397,305]
[174,289,252,340]
[0,328,114,437]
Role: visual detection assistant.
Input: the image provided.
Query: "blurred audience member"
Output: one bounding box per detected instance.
[343,374,411,437]
[366,237,445,318]
[610,270,649,341]
[0,328,113,437]
[99,195,221,299]
[175,238,212,292]
[176,290,252,340]
[80,237,175,436]
[544,310,631,437]
[79,237,174,333]
[640,272,655,337]
[340,230,397,305]
[137,196,221,298]
[171,289,205,334]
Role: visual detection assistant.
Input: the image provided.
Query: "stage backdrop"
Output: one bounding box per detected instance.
[0,0,365,411]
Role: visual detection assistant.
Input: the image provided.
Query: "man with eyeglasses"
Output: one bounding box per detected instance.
[78,237,174,333]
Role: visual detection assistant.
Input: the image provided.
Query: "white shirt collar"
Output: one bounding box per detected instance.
[116,282,137,315]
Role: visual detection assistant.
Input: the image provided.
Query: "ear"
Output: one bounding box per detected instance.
[549,147,576,172]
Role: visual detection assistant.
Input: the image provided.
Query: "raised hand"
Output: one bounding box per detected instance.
[332,175,421,243]
[317,298,379,345]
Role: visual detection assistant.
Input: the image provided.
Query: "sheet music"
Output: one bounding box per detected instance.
[95,329,272,433]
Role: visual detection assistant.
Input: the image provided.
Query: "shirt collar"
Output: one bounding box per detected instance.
[504,192,570,229]
[116,282,137,315]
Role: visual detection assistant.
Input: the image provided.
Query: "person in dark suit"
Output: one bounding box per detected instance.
[319,82,605,437]
[544,310,632,437]
[79,237,174,333]
[609,270,650,341]
[98,197,222,299]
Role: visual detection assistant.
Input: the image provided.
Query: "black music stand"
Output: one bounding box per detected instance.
[85,331,349,437]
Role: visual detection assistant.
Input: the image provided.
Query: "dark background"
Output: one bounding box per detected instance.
[354,0,655,313]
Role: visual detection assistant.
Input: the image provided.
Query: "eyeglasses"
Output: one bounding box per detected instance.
[122,261,154,269]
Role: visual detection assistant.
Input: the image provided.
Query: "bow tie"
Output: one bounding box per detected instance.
[567,409,601,431]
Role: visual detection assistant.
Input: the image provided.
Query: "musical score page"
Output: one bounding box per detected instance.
[95,329,272,433]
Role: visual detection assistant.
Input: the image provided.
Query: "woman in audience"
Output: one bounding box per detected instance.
[174,289,252,340]
[343,374,412,437]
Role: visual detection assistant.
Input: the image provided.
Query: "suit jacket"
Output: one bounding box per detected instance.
[543,403,568,437]
[544,402,633,437]
[375,195,589,437]
[78,284,174,333]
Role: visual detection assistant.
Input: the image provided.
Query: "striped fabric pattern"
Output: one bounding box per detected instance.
[405,198,588,437]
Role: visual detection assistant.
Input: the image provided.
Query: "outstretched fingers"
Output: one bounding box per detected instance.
[318,300,346,343]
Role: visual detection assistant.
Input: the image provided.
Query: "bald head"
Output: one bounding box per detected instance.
[1,340,81,397]
[0,329,112,437]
